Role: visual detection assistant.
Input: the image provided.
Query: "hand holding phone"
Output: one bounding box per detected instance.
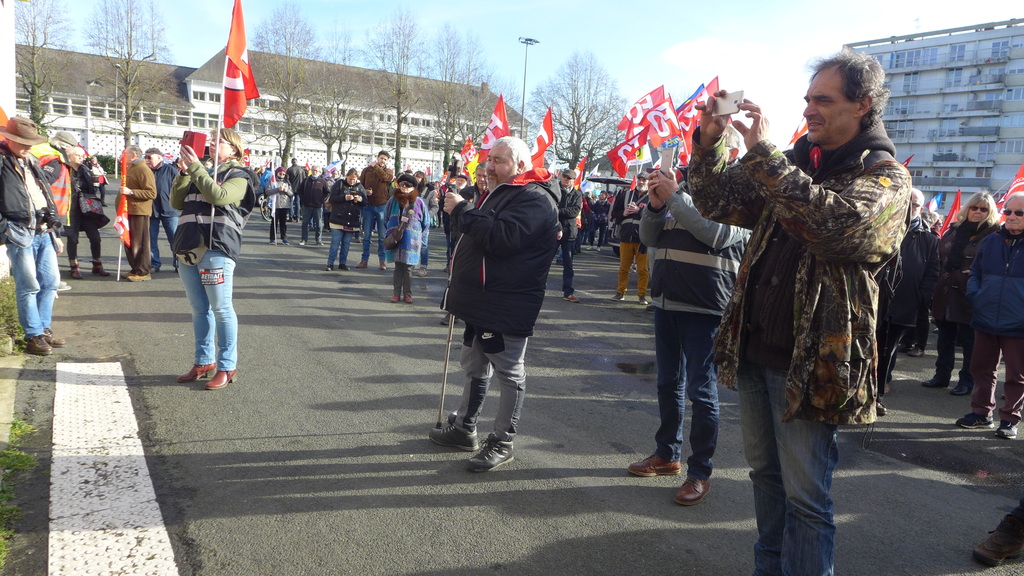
[713,91,744,116]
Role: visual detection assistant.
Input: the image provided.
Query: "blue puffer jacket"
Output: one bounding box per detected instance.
[967,227,1024,337]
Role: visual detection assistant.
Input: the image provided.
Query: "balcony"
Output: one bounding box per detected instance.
[967,73,1005,86]
[966,100,1003,111]
[924,177,991,187]
[961,126,1000,137]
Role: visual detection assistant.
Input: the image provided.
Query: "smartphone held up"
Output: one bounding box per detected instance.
[713,91,744,116]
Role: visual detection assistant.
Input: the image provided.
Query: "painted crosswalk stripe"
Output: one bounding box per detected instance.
[49,362,178,575]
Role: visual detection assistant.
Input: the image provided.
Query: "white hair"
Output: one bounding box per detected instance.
[67,147,86,160]
[493,136,531,169]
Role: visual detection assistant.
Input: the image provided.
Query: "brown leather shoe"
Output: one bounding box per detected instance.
[974,514,1024,566]
[43,328,65,348]
[674,477,711,506]
[356,261,368,269]
[177,363,217,383]
[25,335,52,356]
[206,369,237,390]
[628,455,681,477]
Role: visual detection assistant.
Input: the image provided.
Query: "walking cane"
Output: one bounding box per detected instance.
[435,312,456,429]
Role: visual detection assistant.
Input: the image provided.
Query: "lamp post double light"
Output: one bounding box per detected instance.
[518,37,539,137]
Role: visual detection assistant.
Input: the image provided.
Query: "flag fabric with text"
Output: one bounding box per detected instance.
[478,95,510,162]
[644,96,681,148]
[114,193,131,247]
[607,126,650,177]
[573,156,587,189]
[223,0,260,129]
[618,86,665,133]
[938,189,962,237]
[460,137,479,181]
[531,107,554,168]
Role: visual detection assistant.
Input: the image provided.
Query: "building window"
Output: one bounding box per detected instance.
[939,118,959,137]
[949,44,967,63]
[946,68,963,88]
[902,72,919,92]
[935,170,951,178]
[887,97,917,115]
[997,140,1024,154]
[979,142,997,161]
[892,48,937,68]
[1004,114,1024,128]
[910,169,924,179]
[991,40,1009,59]
[210,93,221,103]
[192,91,206,101]
[976,167,992,178]
[885,120,914,138]
[1006,87,1024,101]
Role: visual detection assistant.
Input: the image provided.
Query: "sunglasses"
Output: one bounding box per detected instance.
[969,206,990,213]
[1003,209,1024,217]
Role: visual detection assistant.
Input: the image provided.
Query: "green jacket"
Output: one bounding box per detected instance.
[688,127,911,425]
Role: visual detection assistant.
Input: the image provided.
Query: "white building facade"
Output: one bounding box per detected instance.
[848,18,1024,202]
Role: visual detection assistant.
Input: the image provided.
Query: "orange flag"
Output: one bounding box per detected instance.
[223,0,260,128]
[938,189,962,238]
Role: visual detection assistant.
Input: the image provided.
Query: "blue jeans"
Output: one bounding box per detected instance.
[559,238,575,296]
[360,204,386,262]
[150,214,179,270]
[328,229,356,267]
[300,206,323,243]
[453,328,529,443]
[653,308,720,480]
[738,362,839,576]
[7,232,60,338]
[178,250,238,371]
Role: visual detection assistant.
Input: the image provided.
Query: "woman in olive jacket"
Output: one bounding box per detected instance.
[923,192,1000,396]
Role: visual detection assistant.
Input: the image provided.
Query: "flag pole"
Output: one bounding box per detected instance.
[208,52,231,244]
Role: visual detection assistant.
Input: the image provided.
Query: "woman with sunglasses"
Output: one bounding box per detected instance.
[923,192,1001,396]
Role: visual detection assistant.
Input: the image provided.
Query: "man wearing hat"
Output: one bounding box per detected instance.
[557,168,583,302]
[610,172,651,305]
[0,116,67,355]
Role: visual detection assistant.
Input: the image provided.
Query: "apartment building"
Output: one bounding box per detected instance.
[848,18,1024,203]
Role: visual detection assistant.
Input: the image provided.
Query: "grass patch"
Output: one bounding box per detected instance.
[0,277,21,356]
[0,419,37,569]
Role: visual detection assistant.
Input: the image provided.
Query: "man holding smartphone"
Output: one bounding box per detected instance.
[358,150,394,270]
[687,49,911,575]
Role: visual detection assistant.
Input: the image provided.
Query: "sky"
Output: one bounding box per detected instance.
[58,1,1022,150]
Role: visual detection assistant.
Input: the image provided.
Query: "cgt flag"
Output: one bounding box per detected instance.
[114,193,131,247]
[223,0,260,129]
[997,160,1024,208]
[573,156,587,189]
[607,126,651,178]
[618,86,665,132]
[531,107,554,168]
[478,95,510,162]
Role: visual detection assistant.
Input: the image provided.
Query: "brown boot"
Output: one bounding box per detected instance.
[974,514,1024,566]
[69,260,82,279]
[24,335,52,356]
[92,260,111,277]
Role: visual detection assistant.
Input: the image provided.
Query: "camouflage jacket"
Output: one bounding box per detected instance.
[688,127,911,425]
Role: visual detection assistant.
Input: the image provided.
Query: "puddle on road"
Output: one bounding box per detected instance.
[616,362,656,375]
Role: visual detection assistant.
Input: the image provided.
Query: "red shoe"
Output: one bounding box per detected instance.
[389,295,400,303]
[627,454,681,477]
[404,294,414,303]
[206,369,237,390]
[177,363,216,383]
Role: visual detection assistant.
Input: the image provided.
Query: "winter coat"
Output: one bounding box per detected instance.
[967,227,1024,338]
[327,180,366,230]
[557,184,583,241]
[884,218,940,326]
[931,221,999,325]
[688,121,912,425]
[443,168,560,337]
[384,197,429,265]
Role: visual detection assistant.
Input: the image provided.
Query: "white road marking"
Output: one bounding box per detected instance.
[49,362,179,576]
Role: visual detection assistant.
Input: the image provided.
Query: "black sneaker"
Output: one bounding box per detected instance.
[467,434,514,472]
[996,421,1019,439]
[957,413,995,429]
[429,424,479,451]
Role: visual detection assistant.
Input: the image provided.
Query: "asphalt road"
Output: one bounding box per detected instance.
[5,216,1024,576]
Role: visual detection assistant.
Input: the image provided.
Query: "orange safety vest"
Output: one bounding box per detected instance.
[36,154,72,218]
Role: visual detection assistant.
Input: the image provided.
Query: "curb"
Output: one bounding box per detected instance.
[0,354,26,452]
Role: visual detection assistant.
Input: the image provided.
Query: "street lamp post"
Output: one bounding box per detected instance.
[518,37,539,137]
[113,63,121,178]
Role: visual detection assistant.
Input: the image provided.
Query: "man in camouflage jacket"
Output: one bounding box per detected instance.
[688,50,911,576]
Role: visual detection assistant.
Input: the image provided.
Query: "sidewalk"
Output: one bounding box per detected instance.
[0,355,25,451]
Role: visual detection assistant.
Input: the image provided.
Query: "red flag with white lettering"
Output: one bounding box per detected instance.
[478,95,510,162]
[573,156,587,189]
[644,96,681,148]
[618,86,665,132]
[531,107,554,168]
[223,0,260,129]
[607,126,651,177]
[114,193,131,247]
[997,161,1024,208]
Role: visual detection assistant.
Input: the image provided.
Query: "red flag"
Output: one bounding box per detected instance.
[902,154,915,168]
[607,126,651,178]
[573,156,587,189]
[618,86,665,132]
[629,175,637,191]
[997,161,1024,208]
[938,189,962,237]
[531,107,554,168]
[460,137,477,165]
[114,193,131,247]
[644,96,681,148]
[478,95,510,162]
[676,78,717,165]
[223,0,260,129]
[789,118,808,147]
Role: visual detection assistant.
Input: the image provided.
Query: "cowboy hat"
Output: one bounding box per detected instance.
[0,116,48,146]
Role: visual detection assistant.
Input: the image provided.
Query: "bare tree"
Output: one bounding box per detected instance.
[14,0,74,131]
[307,67,365,166]
[363,8,423,172]
[251,3,321,162]
[530,51,625,169]
[86,0,170,148]
[422,25,498,168]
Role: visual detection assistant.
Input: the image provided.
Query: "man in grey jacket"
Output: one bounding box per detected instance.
[628,130,747,506]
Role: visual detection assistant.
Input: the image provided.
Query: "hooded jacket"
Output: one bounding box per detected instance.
[689,121,912,425]
[443,168,560,337]
[967,226,1024,337]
